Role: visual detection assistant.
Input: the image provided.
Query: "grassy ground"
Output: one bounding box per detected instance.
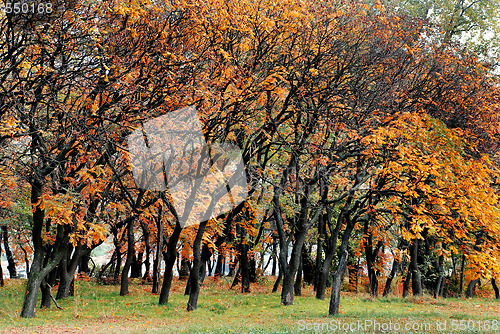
[1,277,500,333]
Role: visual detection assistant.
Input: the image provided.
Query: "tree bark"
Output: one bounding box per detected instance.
[187,219,209,311]
[152,211,164,294]
[141,221,151,279]
[294,250,303,296]
[214,253,224,277]
[159,221,182,305]
[56,245,84,300]
[2,226,17,278]
[272,266,283,293]
[120,217,136,296]
[492,279,500,299]
[409,239,423,296]
[0,230,4,287]
[383,257,400,297]
[329,218,355,315]
[21,183,67,318]
[466,278,480,298]
[402,267,412,298]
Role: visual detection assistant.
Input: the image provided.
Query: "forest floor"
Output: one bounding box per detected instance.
[1,277,500,333]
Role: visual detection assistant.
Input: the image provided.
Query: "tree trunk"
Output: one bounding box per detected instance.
[0,231,4,287]
[294,250,303,296]
[383,257,400,297]
[214,253,224,277]
[329,219,355,315]
[130,252,143,278]
[228,256,236,277]
[56,245,84,300]
[187,219,209,311]
[410,239,422,296]
[492,279,500,299]
[238,224,250,293]
[459,253,465,296]
[179,257,190,280]
[40,268,57,309]
[402,268,412,298]
[272,266,282,293]
[21,183,67,318]
[159,221,182,305]
[364,230,383,298]
[2,226,17,278]
[316,205,339,300]
[466,278,480,298]
[271,236,278,276]
[434,254,444,298]
[141,221,151,279]
[152,210,164,293]
[278,189,315,306]
[120,218,135,296]
[199,245,212,284]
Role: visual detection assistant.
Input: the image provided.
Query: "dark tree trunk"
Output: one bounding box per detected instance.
[466,278,480,298]
[21,183,67,318]
[238,223,250,293]
[152,210,164,293]
[314,212,325,292]
[199,245,212,284]
[459,253,465,296]
[113,230,122,279]
[40,268,57,308]
[187,219,209,311]
[409,239,423,296]
[271,236,278,276]
[492,279,500,299]
[120,218,136,296]
[294,251,303,296]
[214,253,224,277]
[276,186,317,306]
[383,257,400,297]
[402,268,412,298]
[20,246,30,274]
[272,266,283,293]
[141,221,151,279]
[159,221,182,305]
[0,231,4,287]
[57,245,85,300]
[228,256,236,277]
[434,254,444,298]
[78,253,91,275]
[179,257,190,280]
[130,252,143,278]
[316,205,340,300]
[2,226,17,278]
[329,218,355,315]
[364,229,383,297]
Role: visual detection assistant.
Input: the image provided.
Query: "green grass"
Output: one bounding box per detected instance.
[1,277,500,333]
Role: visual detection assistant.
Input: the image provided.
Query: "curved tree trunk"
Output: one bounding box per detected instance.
[383,257,400,297]
[466,278,480,298]
[152,211,164,294]
[21,183,68,318]
[2,226,17,278]
[492,279,499,299]
[187,220,209,311]
[159,221,182,305]
[410,239,423,296]
[329,218,355,315]
[120,217,136,296]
